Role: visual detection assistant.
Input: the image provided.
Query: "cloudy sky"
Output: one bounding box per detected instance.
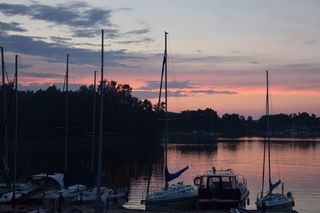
[0,0,319,117]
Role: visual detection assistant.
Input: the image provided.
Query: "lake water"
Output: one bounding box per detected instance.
[116,137,320,213]
[11,137,320,212]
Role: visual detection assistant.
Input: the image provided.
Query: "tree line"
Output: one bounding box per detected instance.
[0,80,158,143]
[1,82,320,144]
[169,108,320,136]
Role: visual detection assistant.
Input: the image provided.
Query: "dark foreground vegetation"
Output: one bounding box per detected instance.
[1,81,320,145]
[0,80,157,141]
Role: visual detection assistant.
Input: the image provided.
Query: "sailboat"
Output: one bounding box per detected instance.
[79,29,127,211]
[144,32,198,211]
[255,70,295,211]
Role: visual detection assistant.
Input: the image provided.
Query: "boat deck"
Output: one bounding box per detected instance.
[79,208,299,213]
[0,206,300,213]
[111,209,299,213]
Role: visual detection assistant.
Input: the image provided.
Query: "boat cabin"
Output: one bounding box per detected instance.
[194,167,245,208]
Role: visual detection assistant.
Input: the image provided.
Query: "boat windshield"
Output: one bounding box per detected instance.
[206,176,237,190]
[222,176,232,189]
[208,177,220,189]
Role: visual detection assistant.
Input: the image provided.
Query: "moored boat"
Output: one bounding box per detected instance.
[70,186,127,209]
[256,192,294,211]
[194,167,249,209]
[255,71,295,211]
[145,183,198,210]
[144,31,198,211]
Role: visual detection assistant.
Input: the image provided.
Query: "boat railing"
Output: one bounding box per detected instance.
[236,174,247,188]
[201,168,234,176]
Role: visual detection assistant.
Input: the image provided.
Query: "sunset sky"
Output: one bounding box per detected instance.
[0,0,319,118]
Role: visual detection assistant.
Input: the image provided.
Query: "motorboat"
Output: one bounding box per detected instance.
[194,167,249,209]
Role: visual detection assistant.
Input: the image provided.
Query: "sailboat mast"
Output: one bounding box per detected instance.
[64,54,69,175]
[261,139,266,196]
[157,43,166,112]
[91,70,97,174]
[164,31,168,188]
[266,70,272,193]
[96,29,104,213]
[1,47,8,170]
[13,55,18,199]
[261,70,268,196]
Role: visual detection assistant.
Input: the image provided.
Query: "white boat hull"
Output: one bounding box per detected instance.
[256,193,294,211]
[145,184,198,211]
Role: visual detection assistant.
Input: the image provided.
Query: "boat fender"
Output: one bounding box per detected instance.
[194,176,201,186]
[247,198,250,206]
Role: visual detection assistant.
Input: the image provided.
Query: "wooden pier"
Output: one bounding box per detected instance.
[0,205,299,213]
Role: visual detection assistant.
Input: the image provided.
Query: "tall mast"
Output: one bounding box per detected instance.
[64,54,69,175]
[157,37,166,113]
[147,32,168,196]
[91,70,97,173]
[96,29,104,213]
[1,47,8,171]
[266,70,272,193]
[261,71,268,196]
[164,31,168,189]
[13,55,18,199]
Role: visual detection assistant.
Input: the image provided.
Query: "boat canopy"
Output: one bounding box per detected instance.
[165,166,189,182]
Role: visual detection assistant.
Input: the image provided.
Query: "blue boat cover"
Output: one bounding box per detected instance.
[165,165,189,182]
[269,179,281,193]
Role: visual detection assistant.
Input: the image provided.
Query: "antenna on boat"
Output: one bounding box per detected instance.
[96,29,104,213]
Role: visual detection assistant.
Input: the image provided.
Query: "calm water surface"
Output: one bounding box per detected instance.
[14,137,320,212]
[119,137,320,213]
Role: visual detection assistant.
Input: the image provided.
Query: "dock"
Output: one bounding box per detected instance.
[0,205,299,213]
[68,208,299,213]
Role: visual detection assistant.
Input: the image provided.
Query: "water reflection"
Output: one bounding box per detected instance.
[170,143,218,155]
[125,137,320,213]
[12,137,320,212]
